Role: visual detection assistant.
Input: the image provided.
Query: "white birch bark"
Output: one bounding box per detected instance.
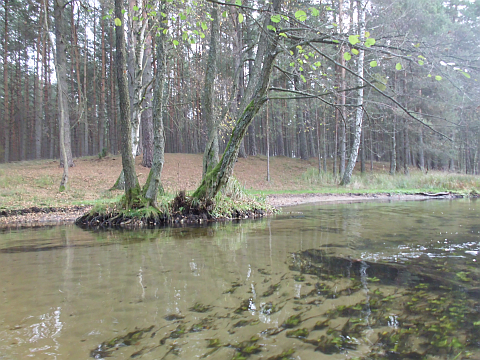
[341,0,366,185]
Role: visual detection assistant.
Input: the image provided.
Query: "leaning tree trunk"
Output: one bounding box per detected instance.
[202,3,220,178]
[143,1,167,206]
[340,0,365,186]
[115,0,139,207]
[193,0,282,199]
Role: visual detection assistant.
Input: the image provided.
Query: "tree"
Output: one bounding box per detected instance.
[193,0,282,199]
[143,0,167,206]
[341,0,365,185]
[201,2,220,177]
[115,0,139,207]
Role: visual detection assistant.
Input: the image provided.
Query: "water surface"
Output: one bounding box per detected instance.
[0,199,478,359]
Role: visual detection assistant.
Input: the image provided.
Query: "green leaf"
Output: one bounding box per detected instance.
[109,9,113,14]
[309,7,319,16]
[133,16,138,21]
[299,67,303,71]
[180,13,187,20]
[395,63,402,71]
[325,6,333,10]
[149,11,156,17]
[199,32,205,38]
[238,13,244,23]
[365,38,375,47]
[235,0,242,5]
[289,62,295,67]
[435,75,442,81]
[370,60,377,67]
[121,9,126,14]
[348,35,360,45]
[133,5,139,11]
[314,61,321,67]
[222,11,227,18]
[351,48,359,55]
[172,39,179,46]
[418,55,426,59]
[300,74,306,82]
[418,60,424,65]
[332,40,339,43]
[267,25,276,32]
[102,15,110,20]
[414,43,421,48]
[365,31,370,38]
[201,22,208,30]
[295,10,307,21]
[114,17,122,26]
[279,32,287,38]
[344,52,351,61]
[427,74,432,78]
[182,32,188,40]
[461,71,471,79]
[271,14,281,23]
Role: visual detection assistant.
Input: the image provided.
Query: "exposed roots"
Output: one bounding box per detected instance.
[75,191,270,229]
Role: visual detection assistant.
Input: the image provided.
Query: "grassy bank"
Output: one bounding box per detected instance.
[1,154,479,212]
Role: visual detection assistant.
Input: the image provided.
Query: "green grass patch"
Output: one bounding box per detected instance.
[0,172,24,188]
[34,175,55,188]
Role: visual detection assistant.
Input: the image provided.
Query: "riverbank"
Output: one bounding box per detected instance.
[0,192,466,229]
[1,154,478,228]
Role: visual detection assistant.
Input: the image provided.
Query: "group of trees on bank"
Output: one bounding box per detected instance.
[0,0,479,204]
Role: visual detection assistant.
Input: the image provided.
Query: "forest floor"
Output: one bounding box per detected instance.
[0,153,478,228]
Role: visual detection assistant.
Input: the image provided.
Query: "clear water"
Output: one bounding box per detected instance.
[0,199,478,359]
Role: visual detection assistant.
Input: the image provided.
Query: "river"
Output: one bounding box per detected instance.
[0,199,479,359]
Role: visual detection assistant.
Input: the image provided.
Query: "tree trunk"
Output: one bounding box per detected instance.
[99,6,106,154]
[390,116,396,175]
[360,122,365,173]
[52,0,70,190]
[294,70,308,160]
[127,0,147,158]
[3,0,9,162]
[340,0,365,186]
[115,0,139,206]
[141,34,153,168]
[338,0,346,177]
[193,0,282,199]
[403,119,409,175]
[34,29,43,159]
[202,3,220,177]
[144,2,167,205]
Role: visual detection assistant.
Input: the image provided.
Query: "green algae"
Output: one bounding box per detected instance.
[189,302,212,313]
[262,283,281,297]
[286,328,309,338]
[282,314,301,328]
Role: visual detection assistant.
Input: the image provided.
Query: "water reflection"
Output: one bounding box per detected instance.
[0,199,478,359]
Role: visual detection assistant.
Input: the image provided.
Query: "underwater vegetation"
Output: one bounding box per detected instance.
[90,249,480,359]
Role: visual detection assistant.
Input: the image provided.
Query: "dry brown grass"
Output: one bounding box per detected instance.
[0,154,324,209]
[1,154,476,210]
